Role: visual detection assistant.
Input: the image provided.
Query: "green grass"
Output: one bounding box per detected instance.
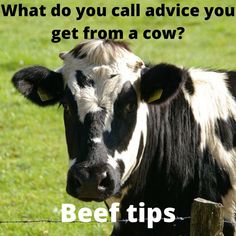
[0,0,236,235]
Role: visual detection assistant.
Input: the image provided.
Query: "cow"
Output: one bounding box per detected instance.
[12,39,236,236]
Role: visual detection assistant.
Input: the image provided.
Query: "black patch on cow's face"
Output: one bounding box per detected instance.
[215,116,236,150]
[76,70,94,88]
[103,81,137,155]
[184,73,195,95]
[62,87,84,160]
[84,111,106,142]
[226,71,236,98]
[64,106,107,163]
[110,74,118,79]
[76,70,86,87]
[61,87,78,114]
[62,88,106,162]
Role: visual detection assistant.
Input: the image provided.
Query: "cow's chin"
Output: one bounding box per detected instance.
[78,194,122,202]
[77,197,106,202]
[77,187,122,202]
[72,187,122,202]
[67,190,113,202]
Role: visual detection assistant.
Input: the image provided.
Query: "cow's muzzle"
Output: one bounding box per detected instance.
[66,162,120,201]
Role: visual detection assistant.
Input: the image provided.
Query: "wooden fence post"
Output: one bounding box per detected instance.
[190,198,224,236]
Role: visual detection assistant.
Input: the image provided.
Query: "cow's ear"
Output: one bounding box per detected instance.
[140,63,186,104]
[12,66,64,106]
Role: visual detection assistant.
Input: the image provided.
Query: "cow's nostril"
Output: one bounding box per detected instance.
[66,173,82,198]
[74,169,90,187]
[98,172,111,191]
[74,174,82,186]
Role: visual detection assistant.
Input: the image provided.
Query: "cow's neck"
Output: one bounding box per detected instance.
[119,92,200,213]
[106,94,197,235]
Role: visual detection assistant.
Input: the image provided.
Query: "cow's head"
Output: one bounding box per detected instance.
[12,40,184,201]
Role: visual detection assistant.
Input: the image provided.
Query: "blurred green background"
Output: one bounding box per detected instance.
[0,0,235,235]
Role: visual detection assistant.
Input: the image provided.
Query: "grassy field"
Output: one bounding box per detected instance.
[0,0,236,235]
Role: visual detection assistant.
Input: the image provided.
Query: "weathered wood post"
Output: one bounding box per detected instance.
[190,198,224,236]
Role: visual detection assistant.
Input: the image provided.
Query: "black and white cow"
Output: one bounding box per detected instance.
[12,40,236,236]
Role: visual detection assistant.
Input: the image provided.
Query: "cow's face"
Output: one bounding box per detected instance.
[12,40,184,201]
[59,40,148,201]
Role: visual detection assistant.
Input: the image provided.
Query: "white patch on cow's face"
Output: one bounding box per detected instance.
[107,155,118,169]
[91,137,102,144]
[111,102,148,185]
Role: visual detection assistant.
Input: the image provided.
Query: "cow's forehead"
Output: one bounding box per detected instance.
[60,40,144,123]
[61,40,145,84]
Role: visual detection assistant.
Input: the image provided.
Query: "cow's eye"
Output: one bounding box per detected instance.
[63,103,70,112]
[125,103,137,113]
